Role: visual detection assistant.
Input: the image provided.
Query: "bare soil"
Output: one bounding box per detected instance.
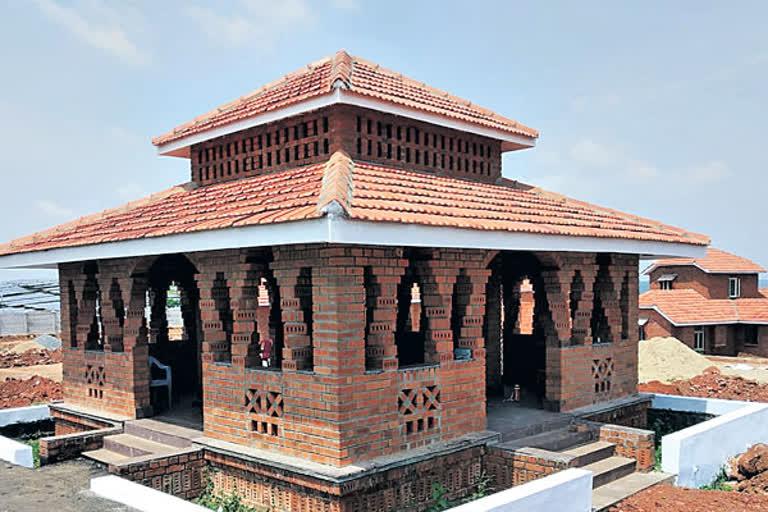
[610,485,768,511]
[0,376,62,408]
[0,347,61,368]
[638,366,768,402]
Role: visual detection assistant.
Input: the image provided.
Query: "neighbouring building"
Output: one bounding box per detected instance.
[640,248,768,355]
[0,51,707,510]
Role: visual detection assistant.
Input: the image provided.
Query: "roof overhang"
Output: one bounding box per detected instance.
[0,215,707,270]
[643,261,762,275]
[638,304,768,327]
[155,88,537,158]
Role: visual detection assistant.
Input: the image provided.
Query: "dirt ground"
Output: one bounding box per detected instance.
[0,376,62,408]
[639,366,768,402]
[610,484,768,511]
[0,458,134,512]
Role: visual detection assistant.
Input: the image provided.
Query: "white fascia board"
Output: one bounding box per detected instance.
[638,304,768,327]
[155,89,536,157]
[0,216,705,270]
[328,217,707,259]
[0,218,331,269]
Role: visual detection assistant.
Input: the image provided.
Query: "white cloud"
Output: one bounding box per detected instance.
[185,0,314,48]
[569,138,620,168]
[35,199,74,219]
[34,0,146,65]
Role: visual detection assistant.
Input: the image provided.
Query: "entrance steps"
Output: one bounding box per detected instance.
[83,418,201,468]
[497,428,674,512]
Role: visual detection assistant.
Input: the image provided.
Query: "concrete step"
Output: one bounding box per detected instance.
[102,433,176,458]
[495,415,574,442]
[82,448,130,466]
[582,456,636,488]
[562,441,615,467]
[123,419,198,448]
[592,472,676,511]
[499,426,594,452]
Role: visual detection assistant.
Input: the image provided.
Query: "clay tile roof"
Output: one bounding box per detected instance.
[152,50,538,147]
[640,289,768,325]
[0,153,708,258]
[646,248,766,275]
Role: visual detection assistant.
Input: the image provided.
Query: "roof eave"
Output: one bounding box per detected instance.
[0,216,707,270]
[154,89,537,158]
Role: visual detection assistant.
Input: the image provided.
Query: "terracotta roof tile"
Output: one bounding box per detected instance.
[646,248,765,274]
[0,153,707,257]
[640,289,768,325]
[152,51,537,147]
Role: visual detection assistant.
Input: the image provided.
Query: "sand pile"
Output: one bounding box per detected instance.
[638,337,713,383]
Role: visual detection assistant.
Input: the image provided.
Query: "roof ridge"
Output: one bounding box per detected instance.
[349,55,538,137]
[151,55,334,145]
[317,150,354,215]
[329,50,352,89]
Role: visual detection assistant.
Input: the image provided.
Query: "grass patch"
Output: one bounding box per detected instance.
[26,439,40,468]
[700,468,733,491]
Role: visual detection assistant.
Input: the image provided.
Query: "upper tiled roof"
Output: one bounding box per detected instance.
[645,248,766,275]
[0,152,708,258]
[152,50,538,147]
[640,289,768,325]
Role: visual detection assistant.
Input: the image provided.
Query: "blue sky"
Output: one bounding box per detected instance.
[1,1,766,281]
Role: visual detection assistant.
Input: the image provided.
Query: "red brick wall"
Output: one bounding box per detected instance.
[109,450,205,500]
[598,424,654,471]
[188,105,502,187]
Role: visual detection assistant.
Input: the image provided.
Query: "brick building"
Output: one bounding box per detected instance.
[0,51,707,509]
[640,248,768,355]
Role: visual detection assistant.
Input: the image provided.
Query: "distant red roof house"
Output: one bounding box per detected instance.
[640,248,768,356]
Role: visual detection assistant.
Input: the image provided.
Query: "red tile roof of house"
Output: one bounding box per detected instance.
[0,152,708,258]
[645,248,766,274]
[152,50,538,148]
[639,289,768,325]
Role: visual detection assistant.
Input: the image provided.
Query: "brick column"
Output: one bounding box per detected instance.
[570,260,597,345]
[195,253,237,364]
[270,264,313,371]
[119,273,151,417]
[484,273,502,391]
[416,259,458,365]
[229,259,266,369]
[453,269,492,359]
[364,262,407,371]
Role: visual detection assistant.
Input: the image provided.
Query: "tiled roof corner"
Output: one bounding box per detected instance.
[640,288,768,325]
[329,50,352,89]
[317,151,354,215]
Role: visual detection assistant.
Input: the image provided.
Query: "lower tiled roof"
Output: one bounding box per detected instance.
[645,248,765,274]
[0,152,708,257]
[640,289,768,325]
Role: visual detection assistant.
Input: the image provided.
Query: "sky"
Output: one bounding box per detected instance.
[0,0,766,282]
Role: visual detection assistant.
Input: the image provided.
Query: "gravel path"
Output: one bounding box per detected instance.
[0,458,135,512]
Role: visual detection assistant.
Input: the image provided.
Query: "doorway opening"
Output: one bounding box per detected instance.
[145,254,201,426]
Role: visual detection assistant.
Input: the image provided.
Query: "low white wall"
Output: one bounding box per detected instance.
[646,392,749,416]
[659,398,768,487]
[0,435,33,468]
[447,468,593,512]
[91,475,209,512]
[0,404,50,427]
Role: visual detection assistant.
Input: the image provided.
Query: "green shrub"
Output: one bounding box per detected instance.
[700,468,733,491]
[195,478,265,512]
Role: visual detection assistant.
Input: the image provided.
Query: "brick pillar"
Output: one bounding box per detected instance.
[229,259,266,369]
[416,259,457,365]
[364,261,407,371]
[97,267,125,352]
[195,255,236,364]
[270,264,313,371]
[119,273,151,417]
[570,259,597,345]
[453,269,491,359]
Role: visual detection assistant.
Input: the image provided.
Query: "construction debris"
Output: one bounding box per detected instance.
[639,366,768,402]
[0,376,62,408]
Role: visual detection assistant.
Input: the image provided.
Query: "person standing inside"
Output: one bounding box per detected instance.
[260,337,273,367]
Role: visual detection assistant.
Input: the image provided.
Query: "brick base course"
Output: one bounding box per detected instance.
[108,450,206,500]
